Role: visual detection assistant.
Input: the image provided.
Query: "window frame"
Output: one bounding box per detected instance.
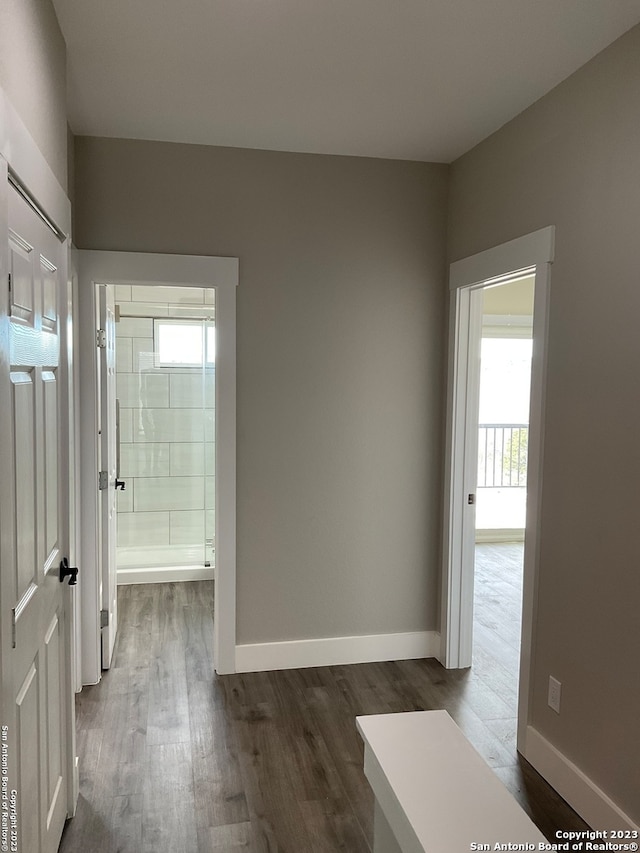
[153,317,215,368]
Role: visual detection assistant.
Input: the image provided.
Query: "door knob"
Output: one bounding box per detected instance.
[59,557,78,586]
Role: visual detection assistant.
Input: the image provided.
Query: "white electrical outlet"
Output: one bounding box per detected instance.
[548,676,562,713]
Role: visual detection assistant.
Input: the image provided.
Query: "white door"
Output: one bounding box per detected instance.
[0,182,73,853]
[97,284,118,668]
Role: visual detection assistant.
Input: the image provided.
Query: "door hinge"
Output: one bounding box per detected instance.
[11,608,16,649]
[98,470,108,490]
[96,328,106,348]
[468,493,476,505]
[8,272,11,294]
[100,609,109,628]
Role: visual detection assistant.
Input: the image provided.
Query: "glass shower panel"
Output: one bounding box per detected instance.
[115,285,215,573]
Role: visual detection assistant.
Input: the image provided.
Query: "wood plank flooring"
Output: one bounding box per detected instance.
[59,551,588,852]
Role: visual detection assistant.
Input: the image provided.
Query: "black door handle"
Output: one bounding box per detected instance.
[60,557,78,586]
[116,479,126,490]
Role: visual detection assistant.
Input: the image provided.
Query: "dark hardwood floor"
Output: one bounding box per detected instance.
[59,551,588,852]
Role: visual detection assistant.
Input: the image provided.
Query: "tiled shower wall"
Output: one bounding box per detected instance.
[114,284,215,567]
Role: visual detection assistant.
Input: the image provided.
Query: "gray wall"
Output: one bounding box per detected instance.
[449,24,640,823]
[67,123,75,225]
[0,0,68,190]
[74,138,449,644]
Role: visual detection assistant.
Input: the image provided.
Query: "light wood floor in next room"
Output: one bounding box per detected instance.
[58,545,589,853]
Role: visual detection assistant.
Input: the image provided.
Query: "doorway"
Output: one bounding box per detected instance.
[113,283,216,584]
[473,276,534,716]
[78,251,238,683]
[441,227,554,752]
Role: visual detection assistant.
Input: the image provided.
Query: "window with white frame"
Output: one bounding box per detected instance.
[154,319,215,367]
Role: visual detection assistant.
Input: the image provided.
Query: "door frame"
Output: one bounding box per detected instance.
[0,89,78,815]
[78,250,238,681]
[97,284,118,669]
[441,226,554,751]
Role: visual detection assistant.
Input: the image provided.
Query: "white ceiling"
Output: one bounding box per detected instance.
[52,0,640,163]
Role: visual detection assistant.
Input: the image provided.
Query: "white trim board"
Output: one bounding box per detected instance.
[117,566,214,585]
[523,727,639,832]
[475,528,525,543]
[449,227,555,290]
[76,249,237,289]
[236,631,440,673]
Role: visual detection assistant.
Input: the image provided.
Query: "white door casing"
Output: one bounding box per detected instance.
[447,285,484,668]
[68,249,83,696]
[78,251,238,680]
[97,285,118,668]
[441,226,554,752]
[0,177,72,853]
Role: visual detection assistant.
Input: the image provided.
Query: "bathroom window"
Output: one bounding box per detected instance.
[154,319,215,367]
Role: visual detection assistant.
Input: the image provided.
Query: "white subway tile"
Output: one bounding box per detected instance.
[169,373,215,408]
[119,408,133,443]
[117,483,133,513]
[117,511,171,547]
[206,510,215,540]
[116,338,133,373]
[117,373,169,408]
[131,285,206,304]
[134,476,204,512]
[126,302,169,317]
[203,443,215,471]
[169,510,205,545]
[133,338,157,373]
[206,476,215,508]
[167,305,215,319]
[120,443,170,477]
[116,316,154,339]
[170,443,204,476]
[168,443,214,476]
[132,408,207,443]
[114,285,132,302]
[205,409,215,441]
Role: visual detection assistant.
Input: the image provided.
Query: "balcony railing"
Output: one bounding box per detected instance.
[477,424,528,488]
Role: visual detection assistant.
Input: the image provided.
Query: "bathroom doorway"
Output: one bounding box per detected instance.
[78,250,238,682]
[113,283,216,584]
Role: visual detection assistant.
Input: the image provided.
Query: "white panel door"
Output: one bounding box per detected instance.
[98,284,118,668]
[0,183,72,853]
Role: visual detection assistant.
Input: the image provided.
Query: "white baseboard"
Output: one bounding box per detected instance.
[235,630,441,673]
[524,726,638,831]
[475,528,525,543]
[117,565,214,585]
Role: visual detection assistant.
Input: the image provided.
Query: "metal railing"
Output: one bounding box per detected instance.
[477,424,528,488]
